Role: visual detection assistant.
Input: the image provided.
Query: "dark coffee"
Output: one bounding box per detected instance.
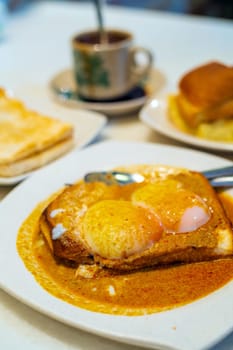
[74,30,130,45]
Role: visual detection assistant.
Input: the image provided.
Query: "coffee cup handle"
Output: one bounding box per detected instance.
[129,46,153,85]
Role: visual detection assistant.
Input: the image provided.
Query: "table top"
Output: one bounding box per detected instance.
[0,1,233,349]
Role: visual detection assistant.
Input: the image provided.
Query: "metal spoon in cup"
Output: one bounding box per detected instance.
[93,0,108,44]
[84,165,233,188]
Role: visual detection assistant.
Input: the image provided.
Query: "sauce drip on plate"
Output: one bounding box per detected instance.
[16,192,233,316]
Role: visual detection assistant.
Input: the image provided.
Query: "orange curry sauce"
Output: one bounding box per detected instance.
[17,192,233,316]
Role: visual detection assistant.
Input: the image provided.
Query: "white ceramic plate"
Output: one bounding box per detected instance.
[50,68,166,116]
[0,86,107,185]
[0,141,233,350]
[140,96,233,152]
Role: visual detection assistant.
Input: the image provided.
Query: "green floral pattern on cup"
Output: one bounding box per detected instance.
[74,51,110,87]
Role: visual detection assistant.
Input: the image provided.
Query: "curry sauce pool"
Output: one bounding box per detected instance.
[17,195,233,316]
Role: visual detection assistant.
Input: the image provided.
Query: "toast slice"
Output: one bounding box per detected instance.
[0,88,74,177]
[40,165,233,271]
[177,62,233,127]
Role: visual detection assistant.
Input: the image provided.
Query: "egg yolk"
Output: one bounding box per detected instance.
[132,180,211,234]
[81,200,162,259]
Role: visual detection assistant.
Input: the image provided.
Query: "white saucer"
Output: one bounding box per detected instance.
[50,68,166,116]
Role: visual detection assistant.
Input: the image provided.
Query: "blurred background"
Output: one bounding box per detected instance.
[6,0,233,19]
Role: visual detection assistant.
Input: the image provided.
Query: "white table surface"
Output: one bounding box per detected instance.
[0,1,233,349]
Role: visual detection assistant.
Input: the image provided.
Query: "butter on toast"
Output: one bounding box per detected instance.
[40,165,233,271]
[177,62,233,127]
[0,88,74,177]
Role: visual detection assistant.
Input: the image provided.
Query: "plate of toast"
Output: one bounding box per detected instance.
[0,87,107,185]
[0,141,232,350]
[140,61,233,152]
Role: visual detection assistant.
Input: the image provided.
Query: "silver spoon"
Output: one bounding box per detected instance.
[84,166,233,188]
[93,0,107,44]
[84,171,144,186]
[209,176,233,188]
[202,165,233,187]
[202,165,233,180]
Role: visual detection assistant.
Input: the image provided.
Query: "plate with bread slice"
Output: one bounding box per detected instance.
[0,141,233,350]
[0,87,107,185]
[140,61,233,152]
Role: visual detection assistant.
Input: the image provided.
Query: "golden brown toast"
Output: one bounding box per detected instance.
[40,165,233,271]
[177,62,233,127]
[0,88,74,177]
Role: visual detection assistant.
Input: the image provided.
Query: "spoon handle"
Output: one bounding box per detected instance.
[85,162,233,189]
[93,0,104,30]
[202,166,233,180]
[93,0,107,43]
[84,171,144,185]
[209,176,233,188]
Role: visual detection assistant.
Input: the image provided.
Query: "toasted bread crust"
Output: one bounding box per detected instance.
[0,88,74,174]
[40,166,233,271]
[175,62,233,127]
[179,62,233,108]
[0,137,74,177]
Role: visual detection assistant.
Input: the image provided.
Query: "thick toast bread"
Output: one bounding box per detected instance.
[40,165,233,271]
[177,62,233,127]
[0,88,74,176]
[0,137,74,177]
